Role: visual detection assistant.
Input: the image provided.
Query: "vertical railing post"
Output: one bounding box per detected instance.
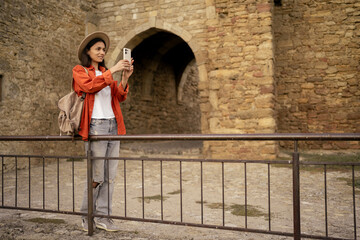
[293,140,301,240]
[15,157,18,207]
[160,160,163,221]
[124,160,127,217]
[352,165,357,240]
[222,162,225,226]
[28,157,31,208]
[180,160,183,222]
[42,157,45,209]
[87,140,94,236]
[1,156,4,207]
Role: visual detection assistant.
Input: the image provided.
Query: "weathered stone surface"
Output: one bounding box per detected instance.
[1,0,358,165]
[274,0,359,150]
[0,0,95,158]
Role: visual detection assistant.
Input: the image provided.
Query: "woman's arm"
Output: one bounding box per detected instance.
[113,59,134,102]
[113,82,129,103]
[72,65,112,93]
[121,60,134,89]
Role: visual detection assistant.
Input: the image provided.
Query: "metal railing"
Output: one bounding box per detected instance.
[0,133,359,239]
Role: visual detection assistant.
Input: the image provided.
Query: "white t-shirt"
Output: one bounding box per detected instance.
[91,70,115,119]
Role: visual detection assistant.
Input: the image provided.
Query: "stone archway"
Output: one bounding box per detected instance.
[108,21,206,135]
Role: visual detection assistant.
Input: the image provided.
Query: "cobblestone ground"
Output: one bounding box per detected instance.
[0,209,295,240]
[0,146,359,240]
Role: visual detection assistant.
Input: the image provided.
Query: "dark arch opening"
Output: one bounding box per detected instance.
[162,41,195,89]
[121,31,200,135]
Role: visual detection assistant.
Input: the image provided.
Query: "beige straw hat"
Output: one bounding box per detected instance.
[77,31,110,61]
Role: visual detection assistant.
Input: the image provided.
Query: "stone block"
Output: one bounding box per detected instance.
[253,71,264,77]
[209,78,221,90]
[250,26,272,34]
[306,77,323,82]
[199,89,209,98]
[324,35,340,45]
[257,3,271,13]
[259,40,272,50]
[301,83,314,89]
[250,77,274,85]
[258,117,276,129]
[14,72,25,79]
[278,39,293,48]
[260,85,274,94]
[206,5,216,19]
[243,45,257,52]
[315,62,328,69]
[209,91,218,109]
[209,117,220,131]
[326,66,338,74]
[255,94,274,108]
[255,49,273,60]
[260,145,276,154]
[209,69,240,81]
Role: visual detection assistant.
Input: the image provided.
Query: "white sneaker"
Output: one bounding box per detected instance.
[81,218,96,232]
[95,218,120,232]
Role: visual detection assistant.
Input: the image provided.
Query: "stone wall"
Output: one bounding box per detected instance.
[95,0,277,160]
[0,0,278,161]
[1,0,358,167]
[204,0,276,159]
[274,0,360,150]
[0,0,96,164]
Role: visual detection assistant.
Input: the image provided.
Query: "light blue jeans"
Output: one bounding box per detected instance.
[80,118,120,217]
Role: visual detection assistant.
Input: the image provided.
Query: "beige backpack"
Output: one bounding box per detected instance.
[58,66,88,136]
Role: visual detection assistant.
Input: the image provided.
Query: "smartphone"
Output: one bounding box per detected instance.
[123,48,131,64]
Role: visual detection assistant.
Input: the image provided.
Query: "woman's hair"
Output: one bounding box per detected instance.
[80,38,107,69]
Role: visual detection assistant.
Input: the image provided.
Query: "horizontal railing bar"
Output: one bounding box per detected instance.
[107,157,293,164]
[94,213,294,237]
[0,206,85,216]
[91,133,360,141]
[2,154,359,166]
[301,161,360,166]
[3,154,359,166]
[300,233,353,240]
[0,154,85,159]
[0,154,291,164]
[0,133,359,141]
[0,136,82,141]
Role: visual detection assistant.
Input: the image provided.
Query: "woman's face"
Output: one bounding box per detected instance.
[87,41,106,64]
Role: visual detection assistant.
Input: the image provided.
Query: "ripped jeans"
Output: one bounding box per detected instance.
[80,118,120,217]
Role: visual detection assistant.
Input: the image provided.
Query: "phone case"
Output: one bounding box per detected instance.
[123,48,131,63]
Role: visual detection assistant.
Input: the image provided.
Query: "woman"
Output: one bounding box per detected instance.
[73,31,133,232]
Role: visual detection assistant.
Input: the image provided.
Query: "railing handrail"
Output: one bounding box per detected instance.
[0,133,359,141]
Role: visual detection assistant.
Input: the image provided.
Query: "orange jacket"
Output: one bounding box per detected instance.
[72,65,129,141]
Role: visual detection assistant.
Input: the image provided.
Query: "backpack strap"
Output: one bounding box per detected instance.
[80,66,87,100]
[81,66,89,75]
[72,66,88,100]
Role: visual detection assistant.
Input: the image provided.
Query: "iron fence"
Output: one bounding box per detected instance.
[0,133,359,239]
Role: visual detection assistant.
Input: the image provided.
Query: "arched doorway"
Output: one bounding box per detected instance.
[119,30,201,135]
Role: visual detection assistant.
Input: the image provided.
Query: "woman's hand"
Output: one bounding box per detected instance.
[121,59,134,89]
[110,59,131,74]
